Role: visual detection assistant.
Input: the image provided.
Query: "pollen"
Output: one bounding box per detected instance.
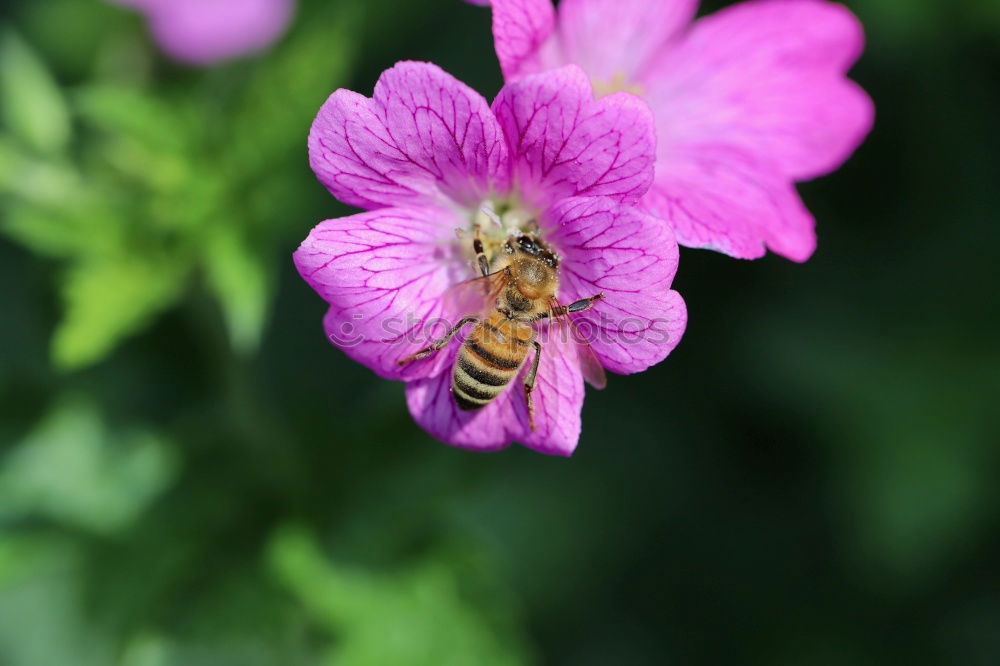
[473,200,539,239]
[591,72,644,98]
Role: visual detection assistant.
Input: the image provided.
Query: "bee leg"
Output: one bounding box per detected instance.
[472,228,490,277]
[523,341,542,431]
[567,292,604,313]
[397,316,479,366]
[550,293,604,318]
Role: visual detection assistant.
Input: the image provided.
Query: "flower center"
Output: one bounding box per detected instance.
[473,199,538,237]
[456,199,543,270]
[591,72,644,98]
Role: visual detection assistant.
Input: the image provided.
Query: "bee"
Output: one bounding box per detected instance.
[398,230,606,429]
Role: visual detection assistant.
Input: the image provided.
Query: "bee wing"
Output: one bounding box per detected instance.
[549,298,607,390]
[443,270,509,317]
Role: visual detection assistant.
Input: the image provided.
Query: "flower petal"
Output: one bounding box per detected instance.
[644,0,873,181]
[308,61,509,211]
[643,144,817,261]
[492,65,656,210]
[293,207,472,381]
[405,328,585,455]
[544,197,687,374]
[489,0,560,80]
[557,0,698,83]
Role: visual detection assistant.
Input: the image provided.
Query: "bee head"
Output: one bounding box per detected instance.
[515,234,559,267]
[516,235,538,253]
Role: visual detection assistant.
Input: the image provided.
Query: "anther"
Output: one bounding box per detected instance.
[479,204,503,228]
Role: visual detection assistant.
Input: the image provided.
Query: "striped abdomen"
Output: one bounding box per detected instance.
[452,315,532,410]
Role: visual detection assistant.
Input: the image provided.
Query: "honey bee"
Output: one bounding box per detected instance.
[398,230,606,429]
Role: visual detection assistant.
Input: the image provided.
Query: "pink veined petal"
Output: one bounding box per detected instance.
[136,0,295,65]
[308,61,509,212]
[644,0,874,181]
[405,327,585,455]
[293,207,472,382]
[544,196,686,374]
[643,143,817,261]
[558,0,699,83]
[489,0,561,81]
[492,65,656,210]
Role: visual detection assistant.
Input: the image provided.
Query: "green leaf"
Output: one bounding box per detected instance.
[0,29,71,154]
[202,224,271,354]
[0,156,82,206]
[0,397,179,534]
[0,535,68,590]
[52,253,189,369]
[1,202,81,258]
[20,0,133,80]
[119,632,172,666]
[0,133,25,188]
[0,195,122,259]
[268,526,533,666]
[75,84,191,155]
[0,535,116,666]
[225,6,359,175]
[75,85,201,205]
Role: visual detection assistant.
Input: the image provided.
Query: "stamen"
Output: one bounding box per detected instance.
[471,199,541,240]
[478,203,503,228]
[504,208,536,232]
[592,72,644,98]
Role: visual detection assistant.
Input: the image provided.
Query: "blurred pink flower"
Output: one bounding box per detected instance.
[294,62,686,455]
[113,0,295,65]
[477,0,874,261]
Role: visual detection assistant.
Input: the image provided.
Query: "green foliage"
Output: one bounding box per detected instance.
[75,83,193,156]
[202,223,272,353]
[0,397,178,533]
[0,29,70,154]
[53,256,188,368]
[0,536,116,666]
[0,5,359,368]
[226,4,359,176]
[0,189,101,259]
[269,526,532,666]
[0,0,998,665]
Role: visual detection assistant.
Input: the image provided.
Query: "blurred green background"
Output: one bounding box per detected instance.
[1,0,998,664]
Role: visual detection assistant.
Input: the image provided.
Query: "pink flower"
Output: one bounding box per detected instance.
[294,62,686,455]
[112,0,295,65]
[479,0,874,261]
